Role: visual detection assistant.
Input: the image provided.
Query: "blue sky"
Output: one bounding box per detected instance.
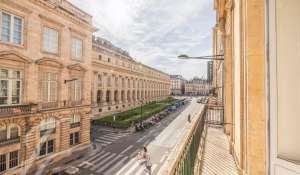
[70,0,215,79]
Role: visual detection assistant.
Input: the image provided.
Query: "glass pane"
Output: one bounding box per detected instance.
[12,81,20,104]
[0,154,6,172]
[0,69,8,79]
[0,80,8,105]
[69,133,73,145]
[1,13,11,42]
[39,142,46,156]
[49,81,57,102]
[13,16,22,45]
[75,132,79,144]
[10,126,18,139]
[9,151,18,168]
[47,140,54,153]
[43,27,58,53]
[42,81,48,102]
[12,70,21,79]
[0,129,7,141]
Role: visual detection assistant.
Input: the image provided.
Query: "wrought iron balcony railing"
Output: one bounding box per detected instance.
[40,128,56,136]
[70,122,80,128]
[39,100,84,110]
[0,104,37,117]
[0,137,20,147]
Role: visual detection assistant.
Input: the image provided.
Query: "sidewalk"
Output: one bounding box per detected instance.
[201,126,239,175]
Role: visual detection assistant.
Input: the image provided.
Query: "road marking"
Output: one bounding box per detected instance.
[123,161,140,175]
[115,158,136,175]
[90,153,116,171]
[136,135,146,143]
[151,164,158,173]
[83,152,110,168]
[120,145,133,155]
[103,156,128,175]
[135,166,145,175]
[160,153,168,163]
[95,154,122,173]
[78,151,104,167]
[95,139,112,144]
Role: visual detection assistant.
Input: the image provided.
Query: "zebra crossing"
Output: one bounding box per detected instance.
[76,149,160,175]
[115,157,159,175]
[93,128,130,147]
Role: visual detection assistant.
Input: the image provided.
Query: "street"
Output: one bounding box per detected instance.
[70,97,204,175]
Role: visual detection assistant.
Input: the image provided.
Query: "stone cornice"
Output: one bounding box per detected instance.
[39,14,65,28]
[0,0,33,14]
[35,57,64,68]
[69,27,87,37]
[67,63,87,72]
[0,50,33,63]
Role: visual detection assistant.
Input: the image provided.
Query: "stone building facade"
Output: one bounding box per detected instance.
[170,75,185,95]
[0,0,96,174]
[91,37,171,118]
[184,77,210,96]
[214,0,300,175]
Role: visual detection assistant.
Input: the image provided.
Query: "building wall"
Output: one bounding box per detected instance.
[214,0,267,175]
[91,37,171,118]
[0,0,92,174]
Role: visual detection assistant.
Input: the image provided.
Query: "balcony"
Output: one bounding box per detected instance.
[40,128,56,136]
[0,104,37,118]
[168,99,238,175]
[0,137,20,147]
[39,100,84,110]
[70,122,80,128]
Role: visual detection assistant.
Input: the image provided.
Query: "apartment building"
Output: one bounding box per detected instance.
[0,0,95,174]
[91,37,171,118]
[213,0,300,174]
[170,75,185,95]
[184,77,210,96]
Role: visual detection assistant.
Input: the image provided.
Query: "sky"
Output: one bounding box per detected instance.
[70,0,215,80]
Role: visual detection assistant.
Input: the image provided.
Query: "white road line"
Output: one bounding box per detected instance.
[136,136,146,143]
[134,166,146,175]
[124,161,140,175]
[120,145,133,155]
[97,136,115,142]
[115,158,136,175]
[90,153,116,171]
[160,153,167,163]
[95,154,122,173]
[103,156,128,175]
[79,151,104,166]
[151,164,158,173]
[105,133,128,138]
[83,152,110,169]
[95,139,111,144]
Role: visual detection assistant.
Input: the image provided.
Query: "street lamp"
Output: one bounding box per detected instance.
[177,54,224,60]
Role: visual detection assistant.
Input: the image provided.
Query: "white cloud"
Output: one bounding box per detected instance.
[69,0,215,79]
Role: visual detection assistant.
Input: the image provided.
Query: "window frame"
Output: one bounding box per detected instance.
[0,68,22,106]
[0,10,24,46]
[0,150,19,173]
[42,26,59,55]
[71,37,83,61]
[39,139,54,157]
[41,72,58,103]
[70,114,80,124]
[69,132,80,146]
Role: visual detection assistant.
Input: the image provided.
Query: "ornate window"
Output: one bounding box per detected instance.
[41,72,58,103]
[0,68,22,105]
[70,79,82,101]
[71,37,83,60]
[40,118,55,132]
[0,150,19,173]
[0,124,19,142]
[0,11,23,45]
[39,139,54,156]
[42,27,59,54]
[70,114,80,124]
[69,132,80,145]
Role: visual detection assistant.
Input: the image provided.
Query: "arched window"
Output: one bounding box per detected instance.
[40,118,55,132]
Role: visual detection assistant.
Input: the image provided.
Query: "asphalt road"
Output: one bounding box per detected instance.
[69,97,204,175]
